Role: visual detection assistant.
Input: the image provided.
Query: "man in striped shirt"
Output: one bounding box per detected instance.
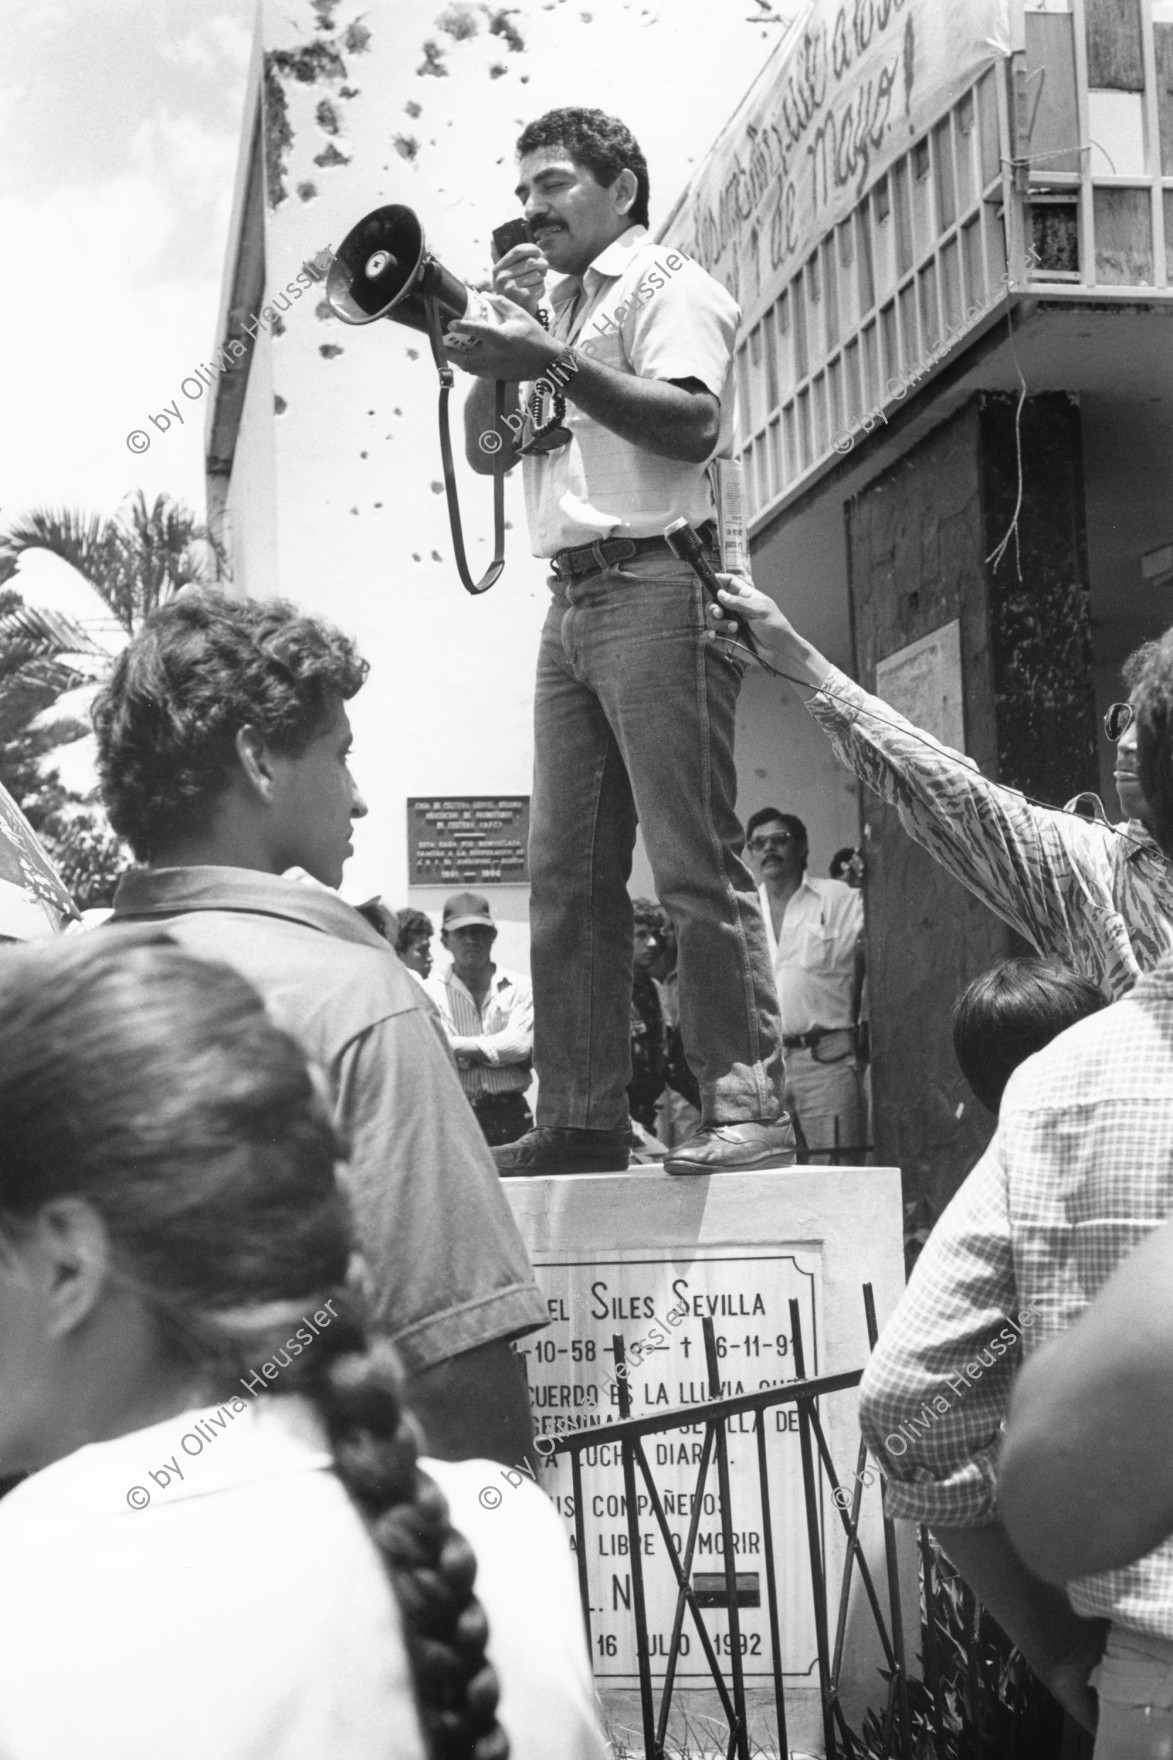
[427,892,535,1148]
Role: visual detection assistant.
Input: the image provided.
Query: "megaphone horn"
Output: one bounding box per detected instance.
[326,203,506,597]
[326,205,476,334]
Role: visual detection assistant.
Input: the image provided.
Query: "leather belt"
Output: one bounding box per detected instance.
[550,520,717,582]
[783,1027,853,1051]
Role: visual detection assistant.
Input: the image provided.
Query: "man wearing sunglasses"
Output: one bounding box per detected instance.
[709,581,1173,1001]
[451,108,792,1176]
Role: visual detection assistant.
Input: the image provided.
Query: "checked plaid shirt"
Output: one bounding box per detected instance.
[807,667,1173,998]
[859,961,1173,1636]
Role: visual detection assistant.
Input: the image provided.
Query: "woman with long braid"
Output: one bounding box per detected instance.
[0,932,606,1760]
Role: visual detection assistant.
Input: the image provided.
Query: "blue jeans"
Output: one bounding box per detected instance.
[529,551,786,1130]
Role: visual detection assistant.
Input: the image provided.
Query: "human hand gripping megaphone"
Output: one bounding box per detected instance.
[326,203,507,595]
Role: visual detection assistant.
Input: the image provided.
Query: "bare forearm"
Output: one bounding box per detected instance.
[1001,1226,1173,1581]
[463,377,522,474]
[770,624,835,689]
[563,354,717,462]
[405,1337,536,1469]
[449,293,718,464]
[932,1522,1106,1729]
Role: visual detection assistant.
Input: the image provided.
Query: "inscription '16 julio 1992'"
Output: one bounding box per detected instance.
[518,1248,823,1682]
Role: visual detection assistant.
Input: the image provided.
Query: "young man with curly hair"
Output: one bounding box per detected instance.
[455,106,792,1176]
[93,590,547,1468]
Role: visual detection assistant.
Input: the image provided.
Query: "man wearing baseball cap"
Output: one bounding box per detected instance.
[427,892,535,1148]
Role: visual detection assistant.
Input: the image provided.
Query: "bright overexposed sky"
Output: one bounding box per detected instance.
[0,0,801,622]
[0,0,256,618]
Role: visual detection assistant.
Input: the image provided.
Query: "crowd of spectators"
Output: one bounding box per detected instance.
[8,92,1173,1760]
[708,576,1173,1754]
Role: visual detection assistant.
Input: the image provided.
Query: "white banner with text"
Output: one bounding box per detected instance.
[661,0,1010,324]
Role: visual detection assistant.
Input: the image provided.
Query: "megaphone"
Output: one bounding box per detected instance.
[326,205,478,333]
[327,204,505,595]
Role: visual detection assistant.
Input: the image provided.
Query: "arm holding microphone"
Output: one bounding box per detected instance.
[462,236,547,476]
[704,576,833,685]
[709,577,1143,997]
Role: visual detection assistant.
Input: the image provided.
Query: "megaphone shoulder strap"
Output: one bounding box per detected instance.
[423,294,506,596]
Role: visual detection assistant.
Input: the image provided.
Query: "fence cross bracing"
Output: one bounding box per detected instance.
[548,1284,912,1760]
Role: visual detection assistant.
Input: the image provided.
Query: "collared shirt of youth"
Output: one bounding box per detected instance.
[110,867,546,1371]
[522,224,739,557]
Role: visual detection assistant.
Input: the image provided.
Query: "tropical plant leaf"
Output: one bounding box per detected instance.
[0,490,229,634]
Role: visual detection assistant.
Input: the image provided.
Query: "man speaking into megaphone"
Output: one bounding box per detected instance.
[450,106,794,1177]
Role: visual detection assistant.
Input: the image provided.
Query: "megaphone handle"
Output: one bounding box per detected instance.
[423,294,506,596]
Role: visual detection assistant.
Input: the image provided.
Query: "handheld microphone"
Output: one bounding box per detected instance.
[491,217,534,259]
[663,519,759,661]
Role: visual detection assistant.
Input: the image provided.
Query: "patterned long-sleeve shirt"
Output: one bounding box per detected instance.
[425,965,533,1099]
[859,965,1173,1636]
[807,666,1173,998]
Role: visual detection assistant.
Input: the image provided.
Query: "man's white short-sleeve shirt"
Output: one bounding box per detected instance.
[522,225,740,556]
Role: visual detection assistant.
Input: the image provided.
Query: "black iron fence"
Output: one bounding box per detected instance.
[549,1284,911,1760]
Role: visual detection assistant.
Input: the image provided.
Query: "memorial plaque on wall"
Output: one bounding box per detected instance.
[874,620,965,752]
[407,797,529,886]
[519,1247,821,1683]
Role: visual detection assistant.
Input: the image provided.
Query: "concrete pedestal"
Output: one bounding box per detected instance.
[502,1165,915,1755]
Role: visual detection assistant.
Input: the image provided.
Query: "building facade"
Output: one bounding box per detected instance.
[662,0,1173,1207]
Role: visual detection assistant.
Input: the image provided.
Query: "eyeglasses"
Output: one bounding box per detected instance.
[748,832,797,853]
[1104,702,1134,742]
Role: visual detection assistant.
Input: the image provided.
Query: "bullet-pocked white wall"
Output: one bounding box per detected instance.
[213,1,863,952]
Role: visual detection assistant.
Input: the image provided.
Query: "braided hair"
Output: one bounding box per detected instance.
[0,929,508,1760]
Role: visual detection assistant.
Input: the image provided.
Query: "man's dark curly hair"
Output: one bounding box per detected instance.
[516,108,650,230]
[93,590,368,862]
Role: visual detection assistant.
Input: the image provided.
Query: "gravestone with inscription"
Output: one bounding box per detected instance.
[503,1166,913,1750]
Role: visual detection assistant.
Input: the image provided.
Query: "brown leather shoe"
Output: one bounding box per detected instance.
[492,1126,633,1176]
[664,1117,797,1175]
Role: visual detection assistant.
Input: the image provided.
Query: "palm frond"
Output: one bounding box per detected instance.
[0,506,123,592]
[0,603,105,658]
[0,492,228,635]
